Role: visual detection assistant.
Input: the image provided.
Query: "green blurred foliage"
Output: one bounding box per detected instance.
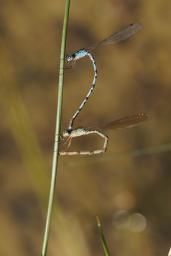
[0,0,171,255]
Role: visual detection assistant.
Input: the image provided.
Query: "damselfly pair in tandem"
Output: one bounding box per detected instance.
[60,23,147,156]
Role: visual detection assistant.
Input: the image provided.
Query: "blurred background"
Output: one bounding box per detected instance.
[1,0,171,255]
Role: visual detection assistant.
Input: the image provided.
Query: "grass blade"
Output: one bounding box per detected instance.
[96,216,111,256]
[41,1,71,255]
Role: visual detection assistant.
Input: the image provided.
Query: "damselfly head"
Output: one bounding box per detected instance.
[62,128,72,137]
[65,54,74,63]
[64,54,75,69]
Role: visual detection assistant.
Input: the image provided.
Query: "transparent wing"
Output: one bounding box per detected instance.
[104,112,148,130]
[86,23,142,52]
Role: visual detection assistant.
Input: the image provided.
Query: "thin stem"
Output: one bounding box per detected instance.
[96,216,111,256]
[41,1,70,255]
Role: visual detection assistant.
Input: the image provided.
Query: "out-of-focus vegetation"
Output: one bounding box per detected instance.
[1,1,171,255]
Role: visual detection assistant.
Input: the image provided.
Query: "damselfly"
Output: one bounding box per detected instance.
[65,23,142,133]
[60,112,148,156]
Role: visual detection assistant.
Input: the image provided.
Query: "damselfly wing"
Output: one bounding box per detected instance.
[86,23,142,52]
[104,112,148,130]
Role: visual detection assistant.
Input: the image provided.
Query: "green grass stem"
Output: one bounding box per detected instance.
[41,1,71,255]
[96,216,111,256]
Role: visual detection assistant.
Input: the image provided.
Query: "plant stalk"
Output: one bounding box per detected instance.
[96,216,111,256]
[41,1,71,255]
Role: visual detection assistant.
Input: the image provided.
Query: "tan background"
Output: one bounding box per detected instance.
[1,0,171,255]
